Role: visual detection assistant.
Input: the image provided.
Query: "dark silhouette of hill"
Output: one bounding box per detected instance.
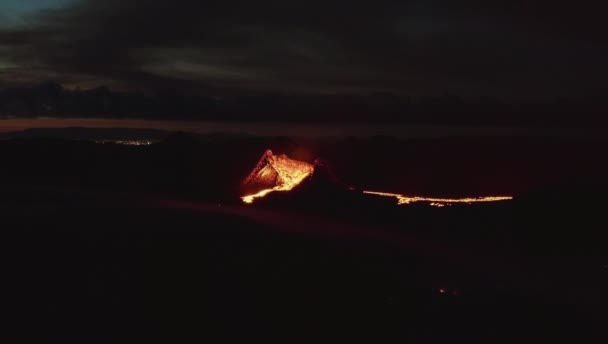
[0,127,171,141]
[1,81,607,126]
[158,131,202,147]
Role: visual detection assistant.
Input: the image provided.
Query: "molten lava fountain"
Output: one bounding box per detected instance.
[241,150,314,204]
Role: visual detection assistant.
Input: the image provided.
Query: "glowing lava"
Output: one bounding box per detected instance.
[241,150,314,204]
[362,191,512,207]
[240,150,513,207]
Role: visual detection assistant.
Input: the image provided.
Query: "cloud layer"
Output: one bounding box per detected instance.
[0,0,606,98]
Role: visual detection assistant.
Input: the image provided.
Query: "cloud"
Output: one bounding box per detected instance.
[0,0,606,98]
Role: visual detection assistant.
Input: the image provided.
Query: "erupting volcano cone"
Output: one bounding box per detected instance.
[241,150,315,203]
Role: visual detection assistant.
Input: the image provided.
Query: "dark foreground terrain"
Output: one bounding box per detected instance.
[1,133,607,342]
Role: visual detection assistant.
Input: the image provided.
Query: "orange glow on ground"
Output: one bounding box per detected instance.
[362,191,512,207]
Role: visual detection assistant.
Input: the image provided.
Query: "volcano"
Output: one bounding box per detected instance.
[241,150,315,203]
[241,150,360,207]
[241,150,513,207]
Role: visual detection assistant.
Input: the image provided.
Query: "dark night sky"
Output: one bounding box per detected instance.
[0,0,606,99]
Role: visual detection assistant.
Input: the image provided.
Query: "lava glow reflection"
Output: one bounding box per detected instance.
[362,191,512,207]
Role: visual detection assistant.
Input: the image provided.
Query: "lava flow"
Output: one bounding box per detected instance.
[241,150,512,206]
[362,191,512,206]
[241,150,314,204]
